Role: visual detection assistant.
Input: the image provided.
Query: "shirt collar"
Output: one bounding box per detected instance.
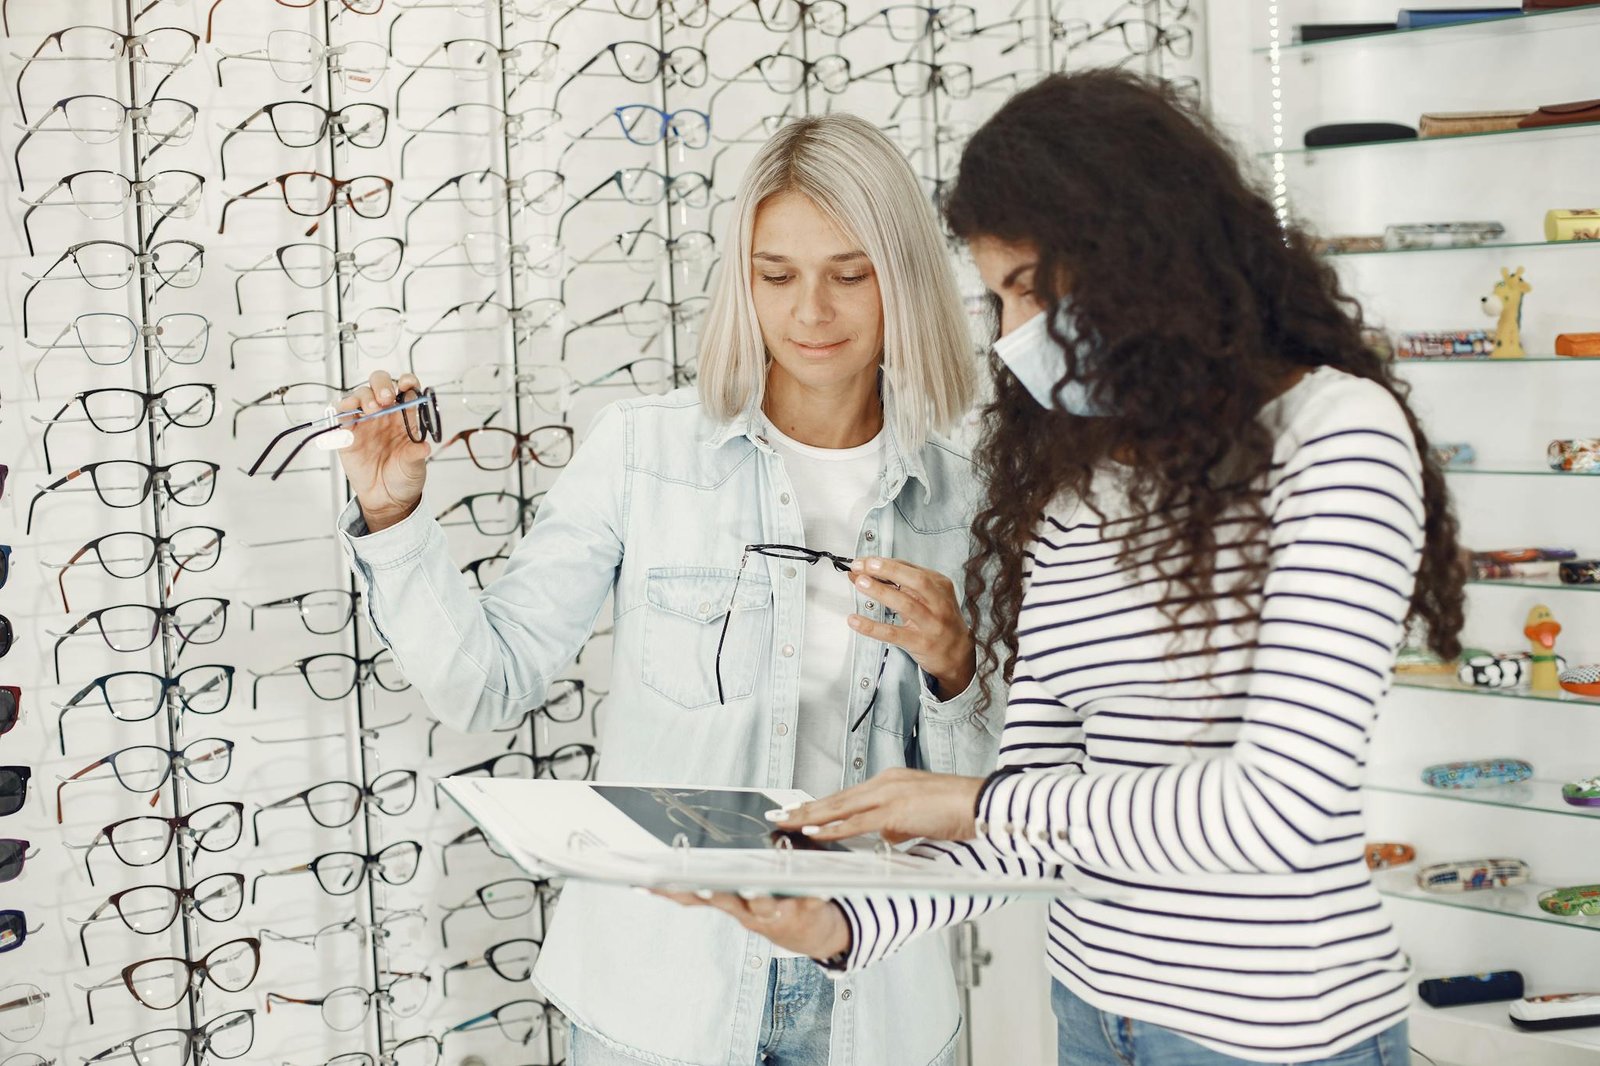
[704,385,933,504]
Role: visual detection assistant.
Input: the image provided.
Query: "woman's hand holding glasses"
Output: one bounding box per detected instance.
[337,369,432,533]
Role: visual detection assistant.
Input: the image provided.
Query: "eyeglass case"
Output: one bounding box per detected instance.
[1419,970,1525,1008]
[1418,109,1534,137]
[1415,858,1530,892]
[1304,123,1417,147]
[1556,333,1600,357]
[1559,665,1600,697]
[1511,993,1600,1031]
[1538,884,1600,916]
[1546,209,1600,241]
[1422,758,1533,789]
[1383,221,1505,249]
[1294,22,1397,42]
[1563,775,1600,806]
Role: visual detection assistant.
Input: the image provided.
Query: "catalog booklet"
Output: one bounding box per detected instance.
[440,777,1119,899]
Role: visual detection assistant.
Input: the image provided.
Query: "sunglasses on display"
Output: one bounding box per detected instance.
[0,767,32,819]
[0,687,19,738]
[0,910,39,954]
[0,839,35,884]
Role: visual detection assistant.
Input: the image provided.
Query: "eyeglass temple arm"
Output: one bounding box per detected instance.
[216,179,270,235]
[249,864,308,905]
[216,104,268,181]
[246,416,323,478]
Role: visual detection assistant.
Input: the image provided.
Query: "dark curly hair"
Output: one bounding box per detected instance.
[943,70,1466,714]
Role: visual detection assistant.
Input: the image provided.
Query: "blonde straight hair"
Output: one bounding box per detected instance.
[696,113,977,453]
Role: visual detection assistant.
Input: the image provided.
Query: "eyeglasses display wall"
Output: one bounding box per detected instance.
[0,2,1201,1065]
[1209,5,1600,1065]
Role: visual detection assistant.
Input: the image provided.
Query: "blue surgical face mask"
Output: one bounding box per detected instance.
[991,305,1107,416]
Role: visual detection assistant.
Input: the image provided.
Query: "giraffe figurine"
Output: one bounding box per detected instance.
[1525,604,1562,692]
[1482,266,1531,360]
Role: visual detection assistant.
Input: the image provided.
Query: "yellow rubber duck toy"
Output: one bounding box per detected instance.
[1525,605,1563,692]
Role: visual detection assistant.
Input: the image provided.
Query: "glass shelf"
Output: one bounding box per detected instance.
[1327,239,1600,259]
[1365,777,1600,821]
[1262,118,1600,160]
[1467,577,1599,593]
[1393,356,1580,365]
[1394,674,1600,708]
[1445,465,1600,478]
[1255,3,1600,55]
[1375,870,1600,934]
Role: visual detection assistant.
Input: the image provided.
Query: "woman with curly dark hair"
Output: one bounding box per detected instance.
[668,69,1467,1065]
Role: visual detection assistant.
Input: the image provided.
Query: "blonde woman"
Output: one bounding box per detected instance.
[334,114,1000,1066]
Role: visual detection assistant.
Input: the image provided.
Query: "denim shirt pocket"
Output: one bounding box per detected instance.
[642,566,773,710]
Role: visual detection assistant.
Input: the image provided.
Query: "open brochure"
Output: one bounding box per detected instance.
[440,777,1125,900]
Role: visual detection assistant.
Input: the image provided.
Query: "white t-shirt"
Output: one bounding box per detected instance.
[763,418,885,802]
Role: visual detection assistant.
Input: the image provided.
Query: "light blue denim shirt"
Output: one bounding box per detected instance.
[337,386,1003,1066]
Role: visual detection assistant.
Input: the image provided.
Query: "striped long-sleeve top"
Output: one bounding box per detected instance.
[832,367,1425,1063]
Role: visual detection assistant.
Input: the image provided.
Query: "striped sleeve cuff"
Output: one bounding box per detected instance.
[821,897,871,976]
[977,766,1087,865]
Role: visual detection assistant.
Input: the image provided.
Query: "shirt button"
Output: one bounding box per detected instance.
[864,531,875,542]
[974,820,988,834]
[840,989,853,1001]
[784,566,797,579]
[853,757,864,770]
[1054,828,1069,841]
[859,678,870,689]
[697,601,710,616]
[864,601,875,611]
[748,956,763,969]
[776,723,788,736]
[782,644,795,657]
[780,492,791,505]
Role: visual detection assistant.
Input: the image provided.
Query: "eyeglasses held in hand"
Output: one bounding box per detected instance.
[249,840,422,903]
[57,664,233,754]
[36,383,216,474]
[73,871,244,965]
[19,167,203,254]
[26,458,218,535]
[265,971,430,1031]
[73,801,243,886]
[250,768,417,844]
[55,737,234,823]
[246,387,440,481]
[716,544,853,705]
[81,1008,255,1066]
[77,936,259,1024]
[251,648,410,705]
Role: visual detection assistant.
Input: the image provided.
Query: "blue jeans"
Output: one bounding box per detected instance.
[571,957,834,1066]
[1052,981,1408,1066]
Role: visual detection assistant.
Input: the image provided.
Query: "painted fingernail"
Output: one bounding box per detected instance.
[632,886,653,896]
[764,809,790,822]
[850,558,865,571]
[867,559,883,571]
[855,576,872,589]
[801,825,821,836]
[695,889,714,900]
[379,389,393,402]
